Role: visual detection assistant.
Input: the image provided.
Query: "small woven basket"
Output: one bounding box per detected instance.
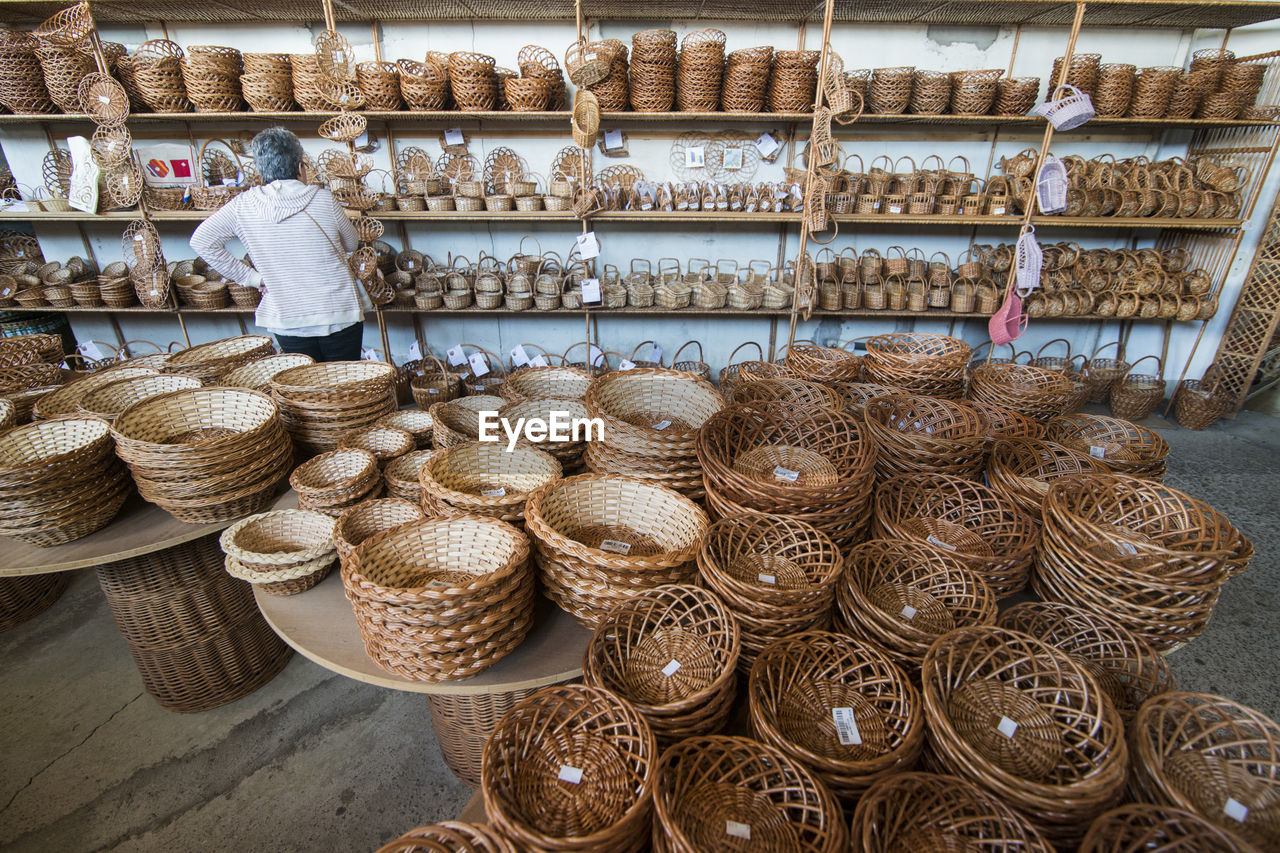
[331,497,425,571]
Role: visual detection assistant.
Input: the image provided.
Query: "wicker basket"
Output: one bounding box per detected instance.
[373,410,434,449]
[1173,365,1229,430]
[332,497,425,570]
[582,583,738,746]
[499,365,593,403]
[986,437,1107,520]
[864,394,988,481]
[289,448,381,517]
[863,332,970,399]
[380,449,434,503]
[968,363,1074,422]
[75,374,202,423]
[0,573,71,632]
[220,509,337,595]
[1129,692,1280,852]
[851,772,1055,851]
[1042,413,1170,479]
[162,334,275,384]
[420,441,561,523]
[873,472,1039,598]
[1080,803,1260,853]
[411,358,464,407]
[525,473,708,629]
[375,821,517,853]
[1109,354,1165,421]
[921,625,1128,845]
[347,514,534,681]
[783,343,861,383]
[836,538,996,672]
[337,426,415,466]
[109,388,292,524]
[653,735,847,852]
[729,377,842,409]
[220,354,315,393]
[482,684,656,852]
[270,361,398,454]
[32,364,158,420]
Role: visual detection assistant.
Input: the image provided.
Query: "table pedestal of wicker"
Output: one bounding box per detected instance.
[0,573,71,632]
[253,572,591,789]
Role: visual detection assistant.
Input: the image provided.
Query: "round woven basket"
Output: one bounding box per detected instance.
[375,821,517,853]
[1129,692,1279,852]
[270,361,398,454]
[32,364,159,420]
[864,394,988,481]
[852,771,1055,851]
[338,426,415,465]
[873,472,1039,598]
[921,625,1128,845]
[969,363,1074,422]
[0,416,132,546]
[161,334,275,384]
[220,509,337,595]
[830,381,896,417]
[863,333,970,399]
[381,449,435,503]
[986,437,1108,520]
[332,497,425,570]
[429,396,504,450]
[729,377,842,409]
[110,388,292,524]
[346,514,534,682]
[653,734,847,852]
[697,514,842,671]
[1081,803,1264,853]
[482,684,656,852]
[499,365,593,403]
[495,398,591,472]
[420,441,561,523]
[1042,413,1170,479]
[582,583,739,746]
[836,538,996,672]
[75,373,202,423]
[220,354,315,393]
[749,630,925,800]
[965,399,1044,447]
[288,448,381,517]
[525,473,708,629]
[784,343,861,384]
[374,410,434,449]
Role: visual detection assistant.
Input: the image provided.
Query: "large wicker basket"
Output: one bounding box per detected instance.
[863,332,970,399]
[986,436,1108,520]
[969,362,1074,422]
[270,360,398,454]
[1043,413,1170,479]
[1081,803,1262,853]
[864,394,988,481]
[420,441,561,523]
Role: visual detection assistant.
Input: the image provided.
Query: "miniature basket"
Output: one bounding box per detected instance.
[420,441,561,523]
[346,514,534,682]
[482,684,656,851]
[986,437,1107,520]
[582,583,739,745]
[873,472,1040,598]
[921,625,1128,845]
[837,538,997,672]
[864,394,988,481]
[332,497,425,570]
[653,735,847,852]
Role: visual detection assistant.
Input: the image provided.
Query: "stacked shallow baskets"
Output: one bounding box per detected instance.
[419,442,561,524]
[1043,413,1170,479]
[289,448,382,516]
[270,361,397,454]
[864,333,970,399]
[864,394,988,480]
[220,509,337,596]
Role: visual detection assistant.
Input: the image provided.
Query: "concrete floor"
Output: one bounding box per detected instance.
[1,410,1278,852]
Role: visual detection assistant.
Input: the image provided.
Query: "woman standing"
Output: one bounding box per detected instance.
[191,127,370,361]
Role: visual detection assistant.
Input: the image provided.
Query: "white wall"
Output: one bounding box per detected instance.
[3,16,1277,381]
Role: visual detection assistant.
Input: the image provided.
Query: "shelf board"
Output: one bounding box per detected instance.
[1,0,1277,27]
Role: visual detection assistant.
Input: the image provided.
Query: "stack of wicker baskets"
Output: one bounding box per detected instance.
[337,426,415,467]
[220,509,337,595]
[0,416,132,546]
[986,436,1107,520]
[347,514,535,681]
[676,28,725,111]
[242,52,294,111]
[31,363,159,420]
[161,334,275,384]
[630,29,677,112]
[290,448,382,516]
[969,363,1075,422]
[270,361,397,454]
[420,441,561,523]
[110,388,292,523]
[864,394,988,480]
[429,395,504,449]
[525,473,708,628]
[181,45,244,111]
[221,353,315,393]
[499,364,593,402]
[583,368,725,498]
[864,333,970,399]
[697,401,877,550]
[376,822,516,853]
[1042,413,1170,479]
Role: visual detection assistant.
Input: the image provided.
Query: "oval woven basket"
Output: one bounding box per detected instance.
[338,425,416,464]
[653,734,847,852]
[382,449,435,503]
[421,441,561,522]
[582,583,739,746]
[427,395,504,450]
[864,394,988,481]
[873,472,1040,598]
[220,353,315,392]
[729,377,843,409]
[784,343,862,383]
[374,409,434,449]
[500,365,594,402]
[1043,413,1170,479]
[697,514,843,671]
[375,821,518,853]
[524,473,708,629]
[863,332,970,398]
[220,508,337,595]
[161,334,275,383]
[969,363,1074,422]
[288,447,381,514]
[749,630,925,800]
[31,365,158,419]
[482,684,656,851]
[1129,692,1280,852]
[836,538,997,671]
[829,381,897,417]
[332,497,425,570]
[851,771,1055,852]
[965,399,1045,446]
[921,625,1129,846]
[1080,803,1265,853]
[347,514,534,682]
[986,437,1108,520]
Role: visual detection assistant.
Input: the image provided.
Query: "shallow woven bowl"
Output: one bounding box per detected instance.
[1080,803,1264,853]
[76,373,203,422]
[220,508,337,568]
[374,410,434,448]
[501,365,594,402]
[338,426,415,462]
[110,387,281,461]
[31,365,159,419]
[986,437,1108,520]
[374,821,518,853]
[221,353,315,391]
[288,447,380,502]
[332,497,425,569]
[420,441,561,521]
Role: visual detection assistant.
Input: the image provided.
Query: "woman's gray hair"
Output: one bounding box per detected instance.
[250,126,304,182]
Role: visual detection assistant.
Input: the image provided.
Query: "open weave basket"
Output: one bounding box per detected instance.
[986,436,1108,520]
[1081,803,1265,853]
[1043,413,1170,479]
[375,821,517,853]
[864,394,988,481]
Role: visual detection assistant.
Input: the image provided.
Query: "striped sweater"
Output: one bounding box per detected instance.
[190,180,372,331]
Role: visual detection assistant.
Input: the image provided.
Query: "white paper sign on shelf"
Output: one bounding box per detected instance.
[510,345,530,367]
[603,129,624,150]
[468,352,490,376]
[575,231,601,260]
[407,341,423,361]
[685,146,706,169]
[755,133,781,158]
[581,277,602,303]
[444,127,465,147]
[447,345,467,366]
[360,347,379,361]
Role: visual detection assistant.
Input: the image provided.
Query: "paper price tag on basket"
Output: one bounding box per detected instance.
[926,534,957,551]
[360,347,379,361]
[755,133,781,158]
[78,341,107,360]
[604,129,624,151]
[901,605,918,620]
[510,345,530,367]
[619,358,636,370]
[773,466,800,482]
[726,822,752,841]
[468,352,490,376]
[1224,798,1250,823]
[575,232,601,260]
[661,659,682,677]
[832,707,862,746]
[649,342,662,363]
[1088,445,1107,459]
[530,354,548,367]
[652,419,672,431]
[758,573,776,585]
[557,765,584,784]
[581,277,601,303]
[447,345,467,367]
[685,146,706,169]
[407,341,423,361]
[599,540,631,555]
[481,487,506,497]
[997,716,1019,738]
[444,127,465,147]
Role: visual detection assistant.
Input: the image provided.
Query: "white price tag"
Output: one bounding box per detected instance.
[557,765,584,784]
[581,277,601,303]
[481,487,506,497]
[149,289,160,297]
[901,605,918,620]
[407,341,423,361]
[773,465,800,482]
[575,231,601,260]
[685,146,706,169]
[78,341,107,360]
[661,659,682,677]
[992,206,1007,215]
[134,233,144,242]
[755,133,781,158]
[427,387,440,394]
[599,539,631,554]
[361,347,379,361]
[649,342,662,363]
[926,534,957,551]
[888,205,903,214]
[726,822,752,841]
[723,146,744,171]
[652,419,672,431]
[98,94,111,105]
[468,352,490,376]
[758,573,776,585]
[1224,798,1249,823]
[997,716,1019,738]
[619,359,636,370]
[510,345,530,367]
[447,345,467,366]
[1089,445,1106,459]
[1116,541,1138,556]
[589,344,605,367]
[354,130,370,150]
[444,127,465,147]
[530,354,549,368]
[832,707,862,746]
[604,129,624,150]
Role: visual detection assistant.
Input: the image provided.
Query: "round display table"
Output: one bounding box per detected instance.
[254,571,592,787]
[2,491,297,713]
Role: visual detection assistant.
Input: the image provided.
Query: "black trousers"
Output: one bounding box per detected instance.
[274,322,364,362]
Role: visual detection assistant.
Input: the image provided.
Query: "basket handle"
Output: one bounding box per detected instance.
[726,341,763,365]
[892,155,917,174]
[517,234,543,260]
[115,339,164,357]
[672,340,704,365]
[1089,339,1124,361]
[929,251,950,265]
[920,154,945,172]
[629,339,658,362]
[1124,354,1163,377]
[630,258,651,275]
[1035,337,1072,359]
